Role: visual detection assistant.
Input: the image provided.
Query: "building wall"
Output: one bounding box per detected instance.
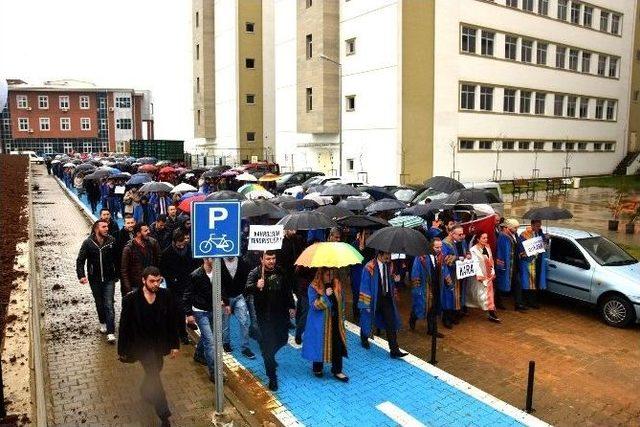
[193,0,216,145]
[262,0,276,159]
[629,8,640,152]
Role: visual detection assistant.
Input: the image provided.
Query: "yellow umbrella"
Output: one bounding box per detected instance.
[295,242,364,268]
[258,173,280,182]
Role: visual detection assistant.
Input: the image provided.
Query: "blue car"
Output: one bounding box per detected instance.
[542,227,640,328]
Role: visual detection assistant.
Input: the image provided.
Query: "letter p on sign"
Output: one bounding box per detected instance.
[209,207,228,229]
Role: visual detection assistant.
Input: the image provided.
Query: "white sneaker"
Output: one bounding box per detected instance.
[99,324,107,334]
[106,334,116,344]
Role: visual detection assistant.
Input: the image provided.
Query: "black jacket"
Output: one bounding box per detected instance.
[76,234,118,283]
[150,222,172,251]
[114,228,134,275]
[279,234,305,280]
[183,266,214,315]
[107,219,120,239]
[221,258,250,305]
[245,266,295,324]
[118,288,180,362]
[159,244,201,292]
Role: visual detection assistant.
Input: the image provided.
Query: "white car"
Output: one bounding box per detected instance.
[283,175,341,197]
[10,150,45,164]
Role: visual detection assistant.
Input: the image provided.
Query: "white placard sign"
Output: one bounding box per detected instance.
[248,225,284,251]
[522,236,545,257]
[114,185,125,195]
[456,259,478,279]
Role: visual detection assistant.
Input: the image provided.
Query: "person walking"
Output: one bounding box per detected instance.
[302,268,349,382]
[133,195,157,225]
[496,218,527,311]
[76,219,118,343]
[358,251,407,358]
[118,266,180,427]
[518,220,547,309]
[114,214,136,279]
[150,214,172,251]
[468,232,501,322]
[220,256,255,359]
[245,251,296,391]
[45,156,52,175]
[99,208,120,239]
[440,225,471,328]
[165,205,179,234]
[85,178,101,214]
[409,238,444,337]
[120,222,160,296]
[279,230,306,344]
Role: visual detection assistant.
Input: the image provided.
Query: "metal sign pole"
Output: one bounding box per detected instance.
[212,257,224,414]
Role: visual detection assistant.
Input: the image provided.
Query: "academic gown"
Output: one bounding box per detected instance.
[518,228,548,290]
[440,238,467,311]
[357,260,401,337]
[302,283,347,363]
[495,231,521,292]
[410,255,435,319]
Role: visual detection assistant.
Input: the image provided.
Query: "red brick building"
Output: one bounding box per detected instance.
[0,79,154,154]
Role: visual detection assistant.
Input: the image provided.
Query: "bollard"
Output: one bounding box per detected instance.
[0,357,5,418]
[525,360,536,413]
[429,318,437,365]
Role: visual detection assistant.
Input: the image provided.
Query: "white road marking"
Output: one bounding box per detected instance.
[376,401,428,427]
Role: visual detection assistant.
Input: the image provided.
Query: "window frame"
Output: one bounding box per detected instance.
[246,131,256,142]
[305,87,313,112]
[80,117,91,131]
[345,38,356,56]
[521,39,533,63]
[503,88,516,113]
[245,58,256,69]
[536,42,547,65]
[38,95,49,109]
[59,95,70,109]
[479,86,494,111]
[39,117,50,131]
[555,46,566,68]
[557,0,568,20]
[505,35,517,60]
[581,51,591,73]
[345,95,356,112]
[519,90,531,113]
[79,95,90,109]
[481,30,494,56]
[461,27,477,54]
[305,34,313,59]
[60,117,71,131]
[534,92,546,114]
[460,84,476,110]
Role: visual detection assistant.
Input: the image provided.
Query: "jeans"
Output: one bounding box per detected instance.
[222,295,250,350]
[294,288,309,341]
[193,311,216,376]
[140,353,170,420]
[89,280,115,333]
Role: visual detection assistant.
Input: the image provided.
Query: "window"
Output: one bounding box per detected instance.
[80,95,90,109]
[568,49,579,71]
[566,142,574,150]
[346,95,356,111]
[306,0,312,7]
[502,141,515,150]
[581,52,591,73]
[595,99,604,119]
[306,87,313,112]
[567,96,577,117]
[480,86,493,111]
[460,84,476,110]
[2,119,10,132]
[481,31,494,56]
[552,142,563,151]
[196,43,200,60]
[579,98,589,118]
[556,46,566,68]
[554,94,564,116]
[505,36,517,60]
[608,58,617,77]
[520,90,531,113]
[116,118,132,129]
[578,142,587,151]
[17,95,28,109]
[100,118,107,130]
[59,95,69,109]
[522,0,533,12]
[583,6,593,27]
[99,97,107,109]
[594,142,602,151]
[245,22,255,32]
[479,140,493,150]
[197,109,201,126]
[461,27,476,53]
[115,96,131,108]
[346,159,355,172]
[550,237,589,269]
[606,100,615,120]
[459,140,474,150]
[597,55,607,75]
[611,14,620,34]
[346,38,356,55]
[195,11,199,27]
[503,88,516,112]
[305,34,313,59]
[60,117,70,131]
[557,0,567,20]
[534,141,545,150]
[246,132,256,142]
[246,94,256,104]
[538,0,548,15]
[18,118,29,131]
[80,117,91,130]
[39,117,50,131]
[536,42,547,65]
[196,77,200,93]
[38,95,48,109]
[535,92,546,114]
[600,11,609,31]
[245,58,255,69]
[570,2,581,24]
[521,39,533,63]
[506,0,518,7]
[518,141,531,150]
[604,143,614,151]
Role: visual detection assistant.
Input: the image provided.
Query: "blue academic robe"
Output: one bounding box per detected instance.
[440,238,467,311]
[410,255,435,319]
[358,260,401,337]
[148,194,172,216]
[518,228,548,290]
[495,231,521,292]
[302,284,347,363]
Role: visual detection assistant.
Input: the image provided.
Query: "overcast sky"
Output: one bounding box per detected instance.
[0,0,193,140]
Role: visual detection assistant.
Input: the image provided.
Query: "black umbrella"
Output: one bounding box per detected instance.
[321,184,361,197]
[365,198,407,214]
[445,188,501,205]
[84,169,113,180]
[401,199,446,217]
[336,198,372,212]
[139,181,174,193]
[241,200,287,219]
[280,199,319,210]
[315,204,353,220]
[206,190,246,201]
[358,186,397,201]
[270,195,295,205]
[110,172,131,180]
[366,226,429,256]
[522,207,573,220]
[423,176,465,193]
[202,170,222,178]
[126,173,153,186]
[307,185,328,194]
[208,165,232,173]
[336,215,389,229]
[277,211,337,230]
[76,163,96,172]
[138,157,157,164]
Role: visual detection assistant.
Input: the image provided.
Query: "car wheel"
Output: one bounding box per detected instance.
[599,294,635,328]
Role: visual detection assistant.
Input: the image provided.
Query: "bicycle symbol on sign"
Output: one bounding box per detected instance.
[199,233,235,254]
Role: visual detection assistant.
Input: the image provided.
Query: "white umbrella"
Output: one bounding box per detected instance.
[235,172,258,182]
[246,189,275,200]
[473,203,495,217]
[63,162,76,168]
[304,192,333,206]
[170,182,198,194]
[51,159,61,164]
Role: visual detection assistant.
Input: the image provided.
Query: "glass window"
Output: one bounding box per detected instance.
[534,141,545,150]
[246,132,256,142]
[521,39,533,63]
[570,2,581,24]
[481,31,494,56]
[245,58,255,68]
[609,58,617,77]
[577,236,636,266]
[246,94,256,104]
[38,96,48,109]
[306,87,313,112]
[59,96,70,109]
[116,118,132,129]
[567,95,577,116]
[17,95,28,109]
[579,98,589,118]
[18,118,29,131]
[568,49,579,71]
[581,52,591,73]
[604,143,614,151]
[552,141,563,151]
[480,86,493,111]
[583,6,593,27]
[115,96,131,108]
[80,96,90,109]
[346,95,356,111]
[595,99,604,119]
[600,11,609,31]
[459,140,474,150]
[566,142,574,150]
[606,100,615,120]
[597,55,607,76]
[520,90,531,113]
[60,117,70,131]
[80,117,91,130]
[538,0,548,15]
[503,88,516,112]
[554,94,564,116]
[460,84,476,110]
[518,141,531,150]
[479,140,493,150]
[346,38,356,55]
[611,14,620,34]
[461,27,476,53]
[246,22,255,32]
[506,0,518,7]
[502,141,515,150]
[535,92,546,114]
[536,42,547,65]
[306,34,313,59]
[556,46,566,68]
[550,237,589,269]
[577,142,587,151]
[522,0,533,11]
[557,0,567,20]
[505,36,517,60]
[39,117,50,131]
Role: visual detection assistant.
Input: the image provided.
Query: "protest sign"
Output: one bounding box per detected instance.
[456,259,478,279]
[248,225,284,251]
[522,236,545,257]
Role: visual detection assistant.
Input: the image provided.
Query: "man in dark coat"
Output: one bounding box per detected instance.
[120,222,160,296]
[220,256,254,359]
[245,251,296,391]
[114,214,136,279]
[118,266,180,427]
[99,208,120,239]
[85,179,101,214]
[279,230,306,343]
[150,214,172,251]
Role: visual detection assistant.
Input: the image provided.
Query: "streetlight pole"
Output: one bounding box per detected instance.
[319,54,342,176]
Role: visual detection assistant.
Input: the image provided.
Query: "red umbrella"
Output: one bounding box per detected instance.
[178,194,206,213]
[159,166,176,175]
[138,164,158,173]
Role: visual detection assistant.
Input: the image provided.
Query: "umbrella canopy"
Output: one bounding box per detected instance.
[358,186,397,201]
[113,162,131,171]
[307,185,328,194]
[159,166,176,175]
[202,170,222,178]
[445,188,501,205]
[270,195,295,205]
[178,194,207,213]
[295,242,364,268]
[84,169,114,180]
[424,175,465,193]
[205,190,247,201]
[137,157,157,164]
[138,164,158,173]
[179,191,202,201]
[51,159,61,164]
[156,160,171,167]
[235,172,258,182]
[280,199,319,211]
[246,189,275,200]
[336,215,389,229]
[63,162,76,168]
[170,182,198,194]
[522,207,573,220]
[365,198,407,214]
[241,200,287,219]
[109,172,131,180]
[366,226,429,256]
[258,173,280,182]
[401,199,446,217]
[336,198,373,212]
[126,173,153,186]
[321,184,361,197]
[238,183,266,195]
[304,193,333,206]
[315,204,353,220]
[277,211,337,231]
[75,163,96,172]
[139,181,174,193]
[221,169,240,177]
[388,215,425,228]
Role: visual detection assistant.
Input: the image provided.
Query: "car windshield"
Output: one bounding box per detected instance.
[576,236,638,266]
[413,188,449,204]
[394,188,417,202]
[275,173,293,184]
[302,176,322,187]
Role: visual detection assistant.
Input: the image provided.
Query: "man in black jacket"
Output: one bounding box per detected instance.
[99,208,120,239]
[279,230,306,340]
[118,266,180,427]
[245,251,296,391]
[114,214,136,279]
[220,256,254,359]
[76,219,118,343]
[150,214,172,251]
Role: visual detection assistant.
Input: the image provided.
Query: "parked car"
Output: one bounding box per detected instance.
[284,175,340,196]
[10,150,45,164]
[537,227,640,328]
[393,185,427,203]
[275,171,324,193]
[237,161,280,178]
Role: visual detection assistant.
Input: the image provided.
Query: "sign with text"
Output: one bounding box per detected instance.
[248,225,284,251]
[456,259,478,279]
[192,201,241,258]
[114,185,125,195]
[522,236,545,257]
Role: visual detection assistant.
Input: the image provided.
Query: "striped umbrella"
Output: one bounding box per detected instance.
[295,242,364,268]
[238,183,266,195]
[388,215,425,229]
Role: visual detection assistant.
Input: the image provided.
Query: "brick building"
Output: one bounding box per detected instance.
[0,79,154,154]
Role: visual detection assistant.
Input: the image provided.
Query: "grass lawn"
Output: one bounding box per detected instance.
[579,175,640,191]
[619,243,640,260]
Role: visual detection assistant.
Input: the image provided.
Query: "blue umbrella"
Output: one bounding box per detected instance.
[179,191,202,201]
[126,173,152,186]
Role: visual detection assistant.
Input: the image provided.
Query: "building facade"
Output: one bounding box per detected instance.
[0,79,153,154]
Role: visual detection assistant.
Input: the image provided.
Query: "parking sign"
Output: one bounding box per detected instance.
[192,201,241,258]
